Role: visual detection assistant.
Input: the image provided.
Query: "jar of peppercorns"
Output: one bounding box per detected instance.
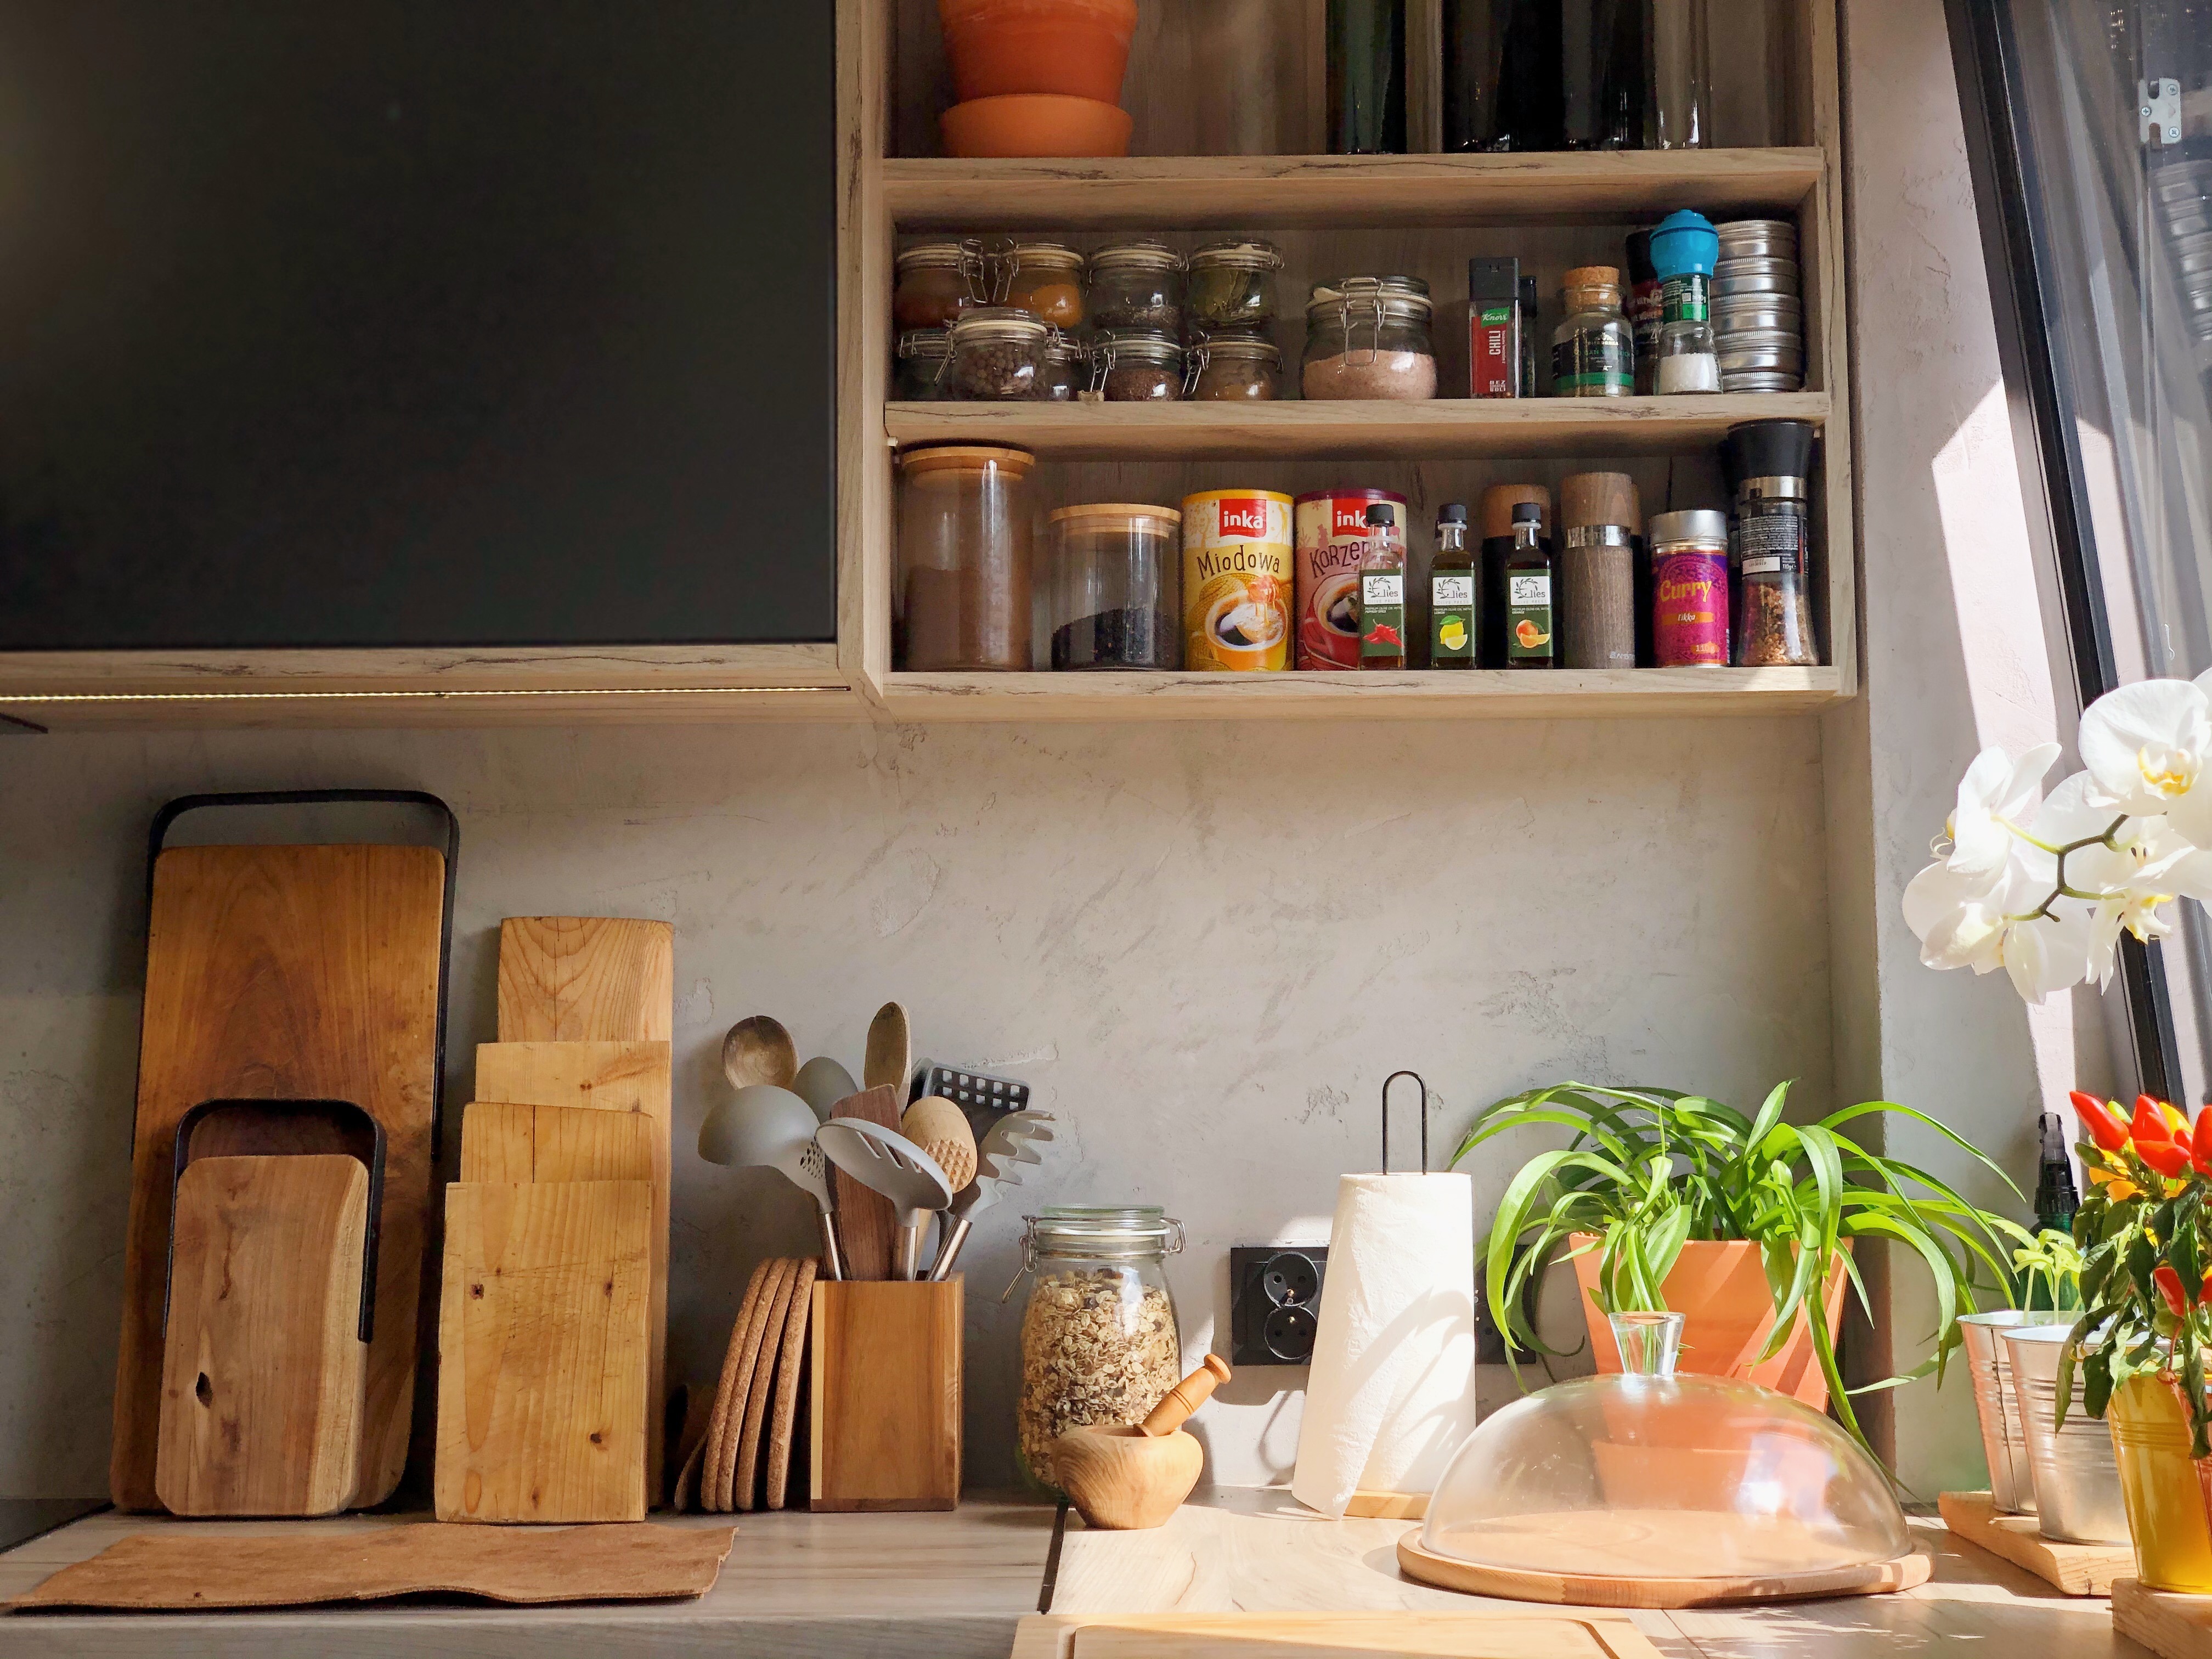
[947,307,1053,401]
[999,242,1086,330]
[894,240,986,331]
[1094,329,1185,402]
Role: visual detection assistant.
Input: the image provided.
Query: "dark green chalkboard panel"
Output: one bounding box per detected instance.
[0,2,835,647]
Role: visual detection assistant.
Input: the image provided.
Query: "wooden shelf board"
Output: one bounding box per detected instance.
[883,149,1828,231]
[886,395,1831,460]
[871,667,1845,722]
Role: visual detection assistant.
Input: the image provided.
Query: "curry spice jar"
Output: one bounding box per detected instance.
[895,443,1035,670]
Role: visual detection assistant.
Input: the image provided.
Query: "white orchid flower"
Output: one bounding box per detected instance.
[1942,743,2061,878]
[1901,849,2091,1002]
[2078,675,2212,842]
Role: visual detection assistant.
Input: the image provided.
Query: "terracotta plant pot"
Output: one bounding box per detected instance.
[940,94,1132,160]
[1570,1236,1849,1410]
[2109,1373,2212,1591]
[938,0,1138,106]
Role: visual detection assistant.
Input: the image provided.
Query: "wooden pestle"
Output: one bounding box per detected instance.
[1141,1355,1233,1437]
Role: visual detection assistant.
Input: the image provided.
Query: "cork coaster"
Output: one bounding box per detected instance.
[713,1256,793,1513]
[734,1259,803,1511]
[764,1256,820,1510]
[700,1260,770,1514]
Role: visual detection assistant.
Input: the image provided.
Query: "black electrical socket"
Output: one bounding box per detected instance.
[1230,1245,1329,1366]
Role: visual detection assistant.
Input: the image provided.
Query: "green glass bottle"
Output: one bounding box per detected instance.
[1326,0,1407,155]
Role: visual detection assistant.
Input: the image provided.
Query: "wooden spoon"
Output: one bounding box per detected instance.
[862,1002,911,1094]
[723,1016,798,1091]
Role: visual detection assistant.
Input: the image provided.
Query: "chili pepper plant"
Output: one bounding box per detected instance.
[2060,1090,2212,1455]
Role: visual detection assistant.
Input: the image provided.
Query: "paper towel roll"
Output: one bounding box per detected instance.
[1291,1172,1477,1519]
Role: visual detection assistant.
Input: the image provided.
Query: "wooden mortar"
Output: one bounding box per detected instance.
[1053,1355,1231,1531]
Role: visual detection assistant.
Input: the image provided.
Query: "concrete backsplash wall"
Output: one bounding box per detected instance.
[0,715,1831,1495]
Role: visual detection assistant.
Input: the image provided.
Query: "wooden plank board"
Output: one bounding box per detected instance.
[459,1100,656,1186]
[884,394,1833,460]
[436,1180,653,1524]
[2117,1577,2212,1659]
[1011,1612,1664,1659]
[475,1037,672,1497]
[1939,1490,2134,1596]
[155,1155,369,1517]
[7,1522,737,1611]
[495,918,674,1044]
[113,843,444,1513]
[809,1278,961,1512]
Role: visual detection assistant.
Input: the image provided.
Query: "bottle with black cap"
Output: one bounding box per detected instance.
[1431,504,1475,668]
[1357,501,1407,669]
[1504,501,1556,668]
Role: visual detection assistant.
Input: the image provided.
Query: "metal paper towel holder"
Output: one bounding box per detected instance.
[1381,1071,1427,1174]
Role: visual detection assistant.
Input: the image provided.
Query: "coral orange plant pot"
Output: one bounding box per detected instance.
[1570,1236,1849,1410]
[939,0,1138,106]
[2108,1373,2212,1592]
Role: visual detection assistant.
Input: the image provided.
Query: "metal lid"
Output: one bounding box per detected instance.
[1089,238,1184,274]
[896,326,952,360]
[1023,1205,1185,1259]
[1190,332,1281,363]
[1307,274,1432,319]
[1649,508,1730,546]
[1189,237,1284,272]
[949,306,1050,345]
[1008,240,1084,270]
[1094,326,1183,366]
[898,239,983,272]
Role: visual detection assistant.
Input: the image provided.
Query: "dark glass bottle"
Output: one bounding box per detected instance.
[1443,1,1644,152]
[1327,0,1407,155]
[1357,502,1407,668]
[1504,502,1556,668]
[1563,0,1647,150]
[2033,1111,2080,1235]
[1431,504,1475,669]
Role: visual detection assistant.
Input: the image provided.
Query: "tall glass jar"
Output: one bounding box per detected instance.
[895,444,1035,670]
[1049,504,1182,668]
[1087,239,1185,332]
[1014,1206,1185,1493]
[1325,0,1407,155]
[1187,239,1284,330]
[1303,277,1437,400]
[1647,0,1709,149]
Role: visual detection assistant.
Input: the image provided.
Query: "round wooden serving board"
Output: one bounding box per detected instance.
[1395,1534,1932,1609]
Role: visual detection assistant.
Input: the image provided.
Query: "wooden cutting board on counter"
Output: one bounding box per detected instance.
[436,1179,652,1523]
[112,843,443,1513]
[154,1154,370,1517]
[497,916,673,1042]
[1011,1613,1664,1659]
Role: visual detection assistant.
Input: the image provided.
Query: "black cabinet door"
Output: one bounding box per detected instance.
[0,2,835,648]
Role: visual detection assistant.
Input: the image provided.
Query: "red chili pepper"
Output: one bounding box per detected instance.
[2134,1094,2177,1146]
[2138,1137,2194,1179]
[2073,1092,2132,1153]
[2199,1268,2212,1308]
[2193,1110,2212,1177]
[1363,623,1402,646]
[2157,1263,2192,1318]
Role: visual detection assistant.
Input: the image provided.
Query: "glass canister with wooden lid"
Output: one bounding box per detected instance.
[1048,503,1182,669]
[896,444,1035,670]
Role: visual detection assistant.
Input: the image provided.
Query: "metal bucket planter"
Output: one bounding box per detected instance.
[2108,1373,2212,1592]
[2001,1324,2129,1543]
[1961,1310,2068,1512]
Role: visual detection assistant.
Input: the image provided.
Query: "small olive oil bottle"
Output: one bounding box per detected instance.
[1431,503,1474,668]
[1504,501,1555,668]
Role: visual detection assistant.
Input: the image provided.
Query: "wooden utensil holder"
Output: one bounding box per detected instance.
[809,1277,961,1511]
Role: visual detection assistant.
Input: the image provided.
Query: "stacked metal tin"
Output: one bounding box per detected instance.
[1713,219,1803,391]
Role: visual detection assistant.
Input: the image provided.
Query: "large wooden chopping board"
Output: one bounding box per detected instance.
[498,917,673,1042]
[112,843,444,1513]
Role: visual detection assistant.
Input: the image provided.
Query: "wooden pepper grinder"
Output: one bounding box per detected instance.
[1559,471,1641,670]
[1052,1356,1233,1530]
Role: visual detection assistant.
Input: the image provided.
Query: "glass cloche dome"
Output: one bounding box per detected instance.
[1410,1312,1914,1590]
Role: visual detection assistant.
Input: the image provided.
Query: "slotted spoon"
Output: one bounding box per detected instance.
[817,1118,953,1280]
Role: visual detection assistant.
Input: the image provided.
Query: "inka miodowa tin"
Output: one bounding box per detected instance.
[1294,490,1406,670]
[1183,490,1294,671]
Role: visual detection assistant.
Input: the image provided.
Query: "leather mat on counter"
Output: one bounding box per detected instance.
[7,1522,738,1612]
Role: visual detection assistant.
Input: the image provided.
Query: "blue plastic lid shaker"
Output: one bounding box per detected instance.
[1649,210,1720,280]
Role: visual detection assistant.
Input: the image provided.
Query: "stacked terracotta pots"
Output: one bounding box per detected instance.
[938,0,1138,158]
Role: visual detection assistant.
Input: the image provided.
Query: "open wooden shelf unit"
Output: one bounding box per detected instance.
[838,0,1855,723]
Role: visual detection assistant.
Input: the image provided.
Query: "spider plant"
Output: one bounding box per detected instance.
[1454,1080,2030,1446]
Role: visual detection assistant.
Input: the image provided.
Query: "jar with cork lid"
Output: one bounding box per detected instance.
[1551,266,1635,397]
[895,443,1035,670]
[1559,473,1641,670]
[1478,483,1552,668]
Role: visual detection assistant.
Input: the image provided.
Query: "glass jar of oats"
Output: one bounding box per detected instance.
[1013,1206,1185,1494]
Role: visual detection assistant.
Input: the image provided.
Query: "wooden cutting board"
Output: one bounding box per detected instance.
[155,1154,370,1517]
[460,1099,656,1185]
[825,1084,902,1282]
[1011,1612,1664,1659]
[7,1522,738,1611]
[475,1037,671,1496]
[497,917,673,1042]
[114,843,444,1513]
[436,1180,652,1523]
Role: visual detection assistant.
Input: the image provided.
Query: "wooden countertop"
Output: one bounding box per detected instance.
[0,1490,2155,1658]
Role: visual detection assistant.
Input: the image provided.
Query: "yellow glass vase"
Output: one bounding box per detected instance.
[2109,1373,2212,1593]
